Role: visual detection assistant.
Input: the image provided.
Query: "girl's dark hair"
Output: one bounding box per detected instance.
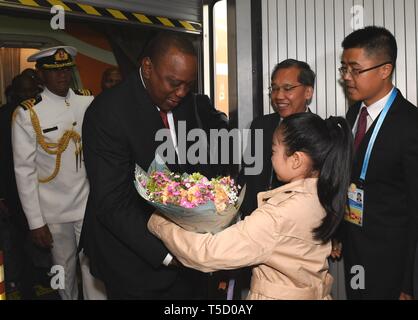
[277,112,353,243]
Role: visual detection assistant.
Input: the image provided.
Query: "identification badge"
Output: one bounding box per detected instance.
[344,183,364,226]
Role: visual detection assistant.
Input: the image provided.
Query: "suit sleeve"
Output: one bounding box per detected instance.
[196,94,229,130]
[11,107,45,229]
[400,111,418,295]
[0,108,8,200]
[238,117,262,218]
[195,94,238,177]
[82,103,170,269]
[148,202,280,273]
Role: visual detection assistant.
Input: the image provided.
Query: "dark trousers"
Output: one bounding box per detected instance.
[105,268,209,300]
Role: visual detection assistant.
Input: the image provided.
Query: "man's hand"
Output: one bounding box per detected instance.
[399,292,414,300]
[30,225,53,248]
[330,239,342,259]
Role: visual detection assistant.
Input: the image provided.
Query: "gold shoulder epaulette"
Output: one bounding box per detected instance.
[19,95,42,110]
[74,89,92,96]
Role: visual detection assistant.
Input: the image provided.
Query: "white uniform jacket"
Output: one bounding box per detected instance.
[12,88,93,229]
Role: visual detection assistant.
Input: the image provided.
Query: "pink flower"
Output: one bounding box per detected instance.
[145,170,240,212]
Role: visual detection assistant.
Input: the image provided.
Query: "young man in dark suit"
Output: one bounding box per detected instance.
[340,26,418,300]
[79,32,229,299]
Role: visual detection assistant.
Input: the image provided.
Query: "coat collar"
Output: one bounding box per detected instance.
[257,178,318,205]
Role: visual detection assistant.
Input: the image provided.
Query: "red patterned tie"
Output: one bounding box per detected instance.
[354,107,369,150]
[159,110,169,128]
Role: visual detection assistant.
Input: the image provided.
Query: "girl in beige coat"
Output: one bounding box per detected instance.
[148,112,353,300]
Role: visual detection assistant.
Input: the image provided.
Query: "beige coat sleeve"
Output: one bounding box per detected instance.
[148,203,281,273]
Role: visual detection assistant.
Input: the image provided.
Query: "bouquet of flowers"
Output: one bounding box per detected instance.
[134,156,245,234]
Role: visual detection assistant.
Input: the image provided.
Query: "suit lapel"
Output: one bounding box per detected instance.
[266,114,281,189]
[346,102,361,128]
[129,72,171,171]
[352,92,403,179]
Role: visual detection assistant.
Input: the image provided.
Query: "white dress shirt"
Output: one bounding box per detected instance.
[352,86,395,135]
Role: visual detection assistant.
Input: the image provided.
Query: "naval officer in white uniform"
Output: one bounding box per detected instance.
[12,46,106,300]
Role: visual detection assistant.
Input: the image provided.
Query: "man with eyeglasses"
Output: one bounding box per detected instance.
[239,59,315,219]
[338,26,418,300]
[79,31,229,299]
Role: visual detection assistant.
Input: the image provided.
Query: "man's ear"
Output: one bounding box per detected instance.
[141,57,152,79]
[305,86,314,102]
[37,69,45,82]
[381,63,393,80]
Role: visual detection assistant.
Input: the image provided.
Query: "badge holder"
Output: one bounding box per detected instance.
[345,180,364,227]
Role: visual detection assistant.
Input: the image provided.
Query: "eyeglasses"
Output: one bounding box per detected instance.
[338,61,392,77]
[268,84,303,96]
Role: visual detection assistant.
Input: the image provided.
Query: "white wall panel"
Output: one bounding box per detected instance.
[374,0,385,25]
[287,0,298,58]
[405,0,417,103]
[262,0,418,119]
[395,1,407,94]
[296,0,307,62]
[305,0,317,113]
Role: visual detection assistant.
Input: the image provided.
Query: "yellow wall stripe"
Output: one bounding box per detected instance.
[179,21,195,31]
[132,13,152,24]
[157,17,175,28]
[106,8,128,20]
[0,0,201,33]
[77,4,101,16]
[19,0,39,7]
[47,0,71,11]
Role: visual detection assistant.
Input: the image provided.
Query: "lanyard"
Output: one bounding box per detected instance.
[359,88,398,182]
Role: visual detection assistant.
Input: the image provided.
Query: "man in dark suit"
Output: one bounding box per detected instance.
[79,31,229,299]
[340,26,418,300]
[232,60,315,296]
[239,59,316,218]
[0,74,42,298]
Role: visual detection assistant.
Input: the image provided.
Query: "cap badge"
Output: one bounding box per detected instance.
[55,49,69,62]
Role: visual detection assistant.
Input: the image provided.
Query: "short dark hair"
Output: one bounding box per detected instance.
[143,31,196,64]
[271,59,316,88]
[342,26,397,65]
